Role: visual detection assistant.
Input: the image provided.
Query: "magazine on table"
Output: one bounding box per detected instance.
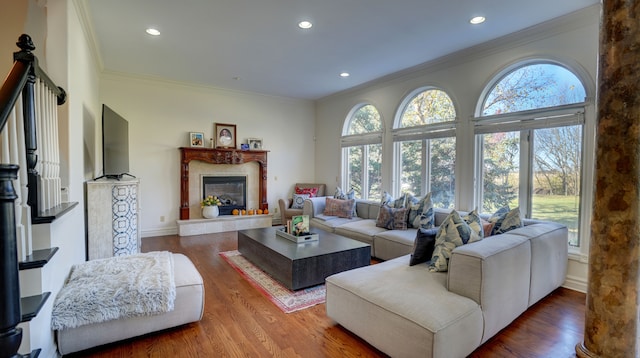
[291,215,310,236]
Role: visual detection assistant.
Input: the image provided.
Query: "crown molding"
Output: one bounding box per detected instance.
[72,0,104,71]
[101,70,313,104]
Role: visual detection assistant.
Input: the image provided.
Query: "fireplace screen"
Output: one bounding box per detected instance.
[202,176,246,215]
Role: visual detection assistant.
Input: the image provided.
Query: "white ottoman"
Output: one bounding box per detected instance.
[55,253,204,355]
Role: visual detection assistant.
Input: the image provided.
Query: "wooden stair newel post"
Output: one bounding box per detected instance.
[0,164,22,356]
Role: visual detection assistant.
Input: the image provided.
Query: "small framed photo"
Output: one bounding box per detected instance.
[214,123,237,148]
[189,132,205,147]
[248,138,263,150]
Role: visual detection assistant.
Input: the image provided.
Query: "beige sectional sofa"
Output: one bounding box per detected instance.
[304,197,568,357]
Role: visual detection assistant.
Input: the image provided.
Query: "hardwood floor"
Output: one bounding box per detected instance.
[69,232,586,357]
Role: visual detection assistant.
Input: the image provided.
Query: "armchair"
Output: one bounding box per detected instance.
[278,183,326,225]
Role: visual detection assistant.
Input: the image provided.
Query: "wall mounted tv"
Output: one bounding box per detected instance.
[99,104,134,180]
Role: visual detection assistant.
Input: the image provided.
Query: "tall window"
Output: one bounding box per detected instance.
[342,104,383,200]
[393,88,456,208]
[476,62,587,246]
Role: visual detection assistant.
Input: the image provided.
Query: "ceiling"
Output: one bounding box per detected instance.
[83,0,598,100]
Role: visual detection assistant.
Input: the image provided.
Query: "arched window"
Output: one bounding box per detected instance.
[341,104,383,200]
[476,62,587,246]
[393,88,456,208]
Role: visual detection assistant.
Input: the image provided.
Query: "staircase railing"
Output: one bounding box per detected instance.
[0,34,66,358]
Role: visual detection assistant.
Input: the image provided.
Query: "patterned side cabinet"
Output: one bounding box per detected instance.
[87,178,141,260]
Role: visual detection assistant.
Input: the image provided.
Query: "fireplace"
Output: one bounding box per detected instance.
[179,147,269,220]
[202,175,246,215]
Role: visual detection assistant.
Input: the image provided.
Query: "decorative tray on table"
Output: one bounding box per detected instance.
[275,227,319,243]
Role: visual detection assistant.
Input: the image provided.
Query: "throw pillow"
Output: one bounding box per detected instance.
[409,227,439,266]
[406,194,421,226]
[291,193,310,209]
[323,197,355,219]
[392,193,409,208]
[375,205,409,230]
[409,192,434,229]
[295,186,318,197]
[462,209,484,241]
[334,186,355,200]
[481,219,495,238]
[381,191,394,206]
[334,187,356,216]
[489,206,523,235]
[429,210,476,272]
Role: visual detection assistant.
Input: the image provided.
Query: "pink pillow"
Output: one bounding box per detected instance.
[323,197,355,218]
[295,186,318,198]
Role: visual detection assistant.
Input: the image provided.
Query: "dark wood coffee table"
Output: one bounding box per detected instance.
[237,226,370,290]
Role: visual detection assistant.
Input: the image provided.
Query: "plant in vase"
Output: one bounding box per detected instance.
[201,195,221,218]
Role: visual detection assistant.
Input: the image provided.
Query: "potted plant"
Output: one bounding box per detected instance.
[201,195,221,218]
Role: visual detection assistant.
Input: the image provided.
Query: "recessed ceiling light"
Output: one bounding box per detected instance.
[469,16,486,25]
[340,72,350,78]
[145,28,161,36]
[298,21,313,29]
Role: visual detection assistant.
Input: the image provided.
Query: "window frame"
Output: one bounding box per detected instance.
[474,60,592,254]
[392,87,457,203]
[341,103,383,200]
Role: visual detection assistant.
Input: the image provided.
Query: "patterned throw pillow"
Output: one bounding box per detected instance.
[489,206,523,235]
[291,193,310,209]
[375,205,409,230]
[409,192,434,229]
[462,209,484,240]
[334,186,355,200]
[381,191,394,206]
[334,187,356,216]
[295,186,318,197]
[409,227,439,266]
[323,197,355,218]
[429,210,483,272]
[392,193,408,208]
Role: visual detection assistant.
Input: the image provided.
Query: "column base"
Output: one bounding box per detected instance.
[576,342,599,358]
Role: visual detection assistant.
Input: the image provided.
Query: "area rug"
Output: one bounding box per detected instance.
[219,250,326,313]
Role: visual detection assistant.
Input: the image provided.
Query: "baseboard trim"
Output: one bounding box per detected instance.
[563,274,587,293]
[142,227,178,238]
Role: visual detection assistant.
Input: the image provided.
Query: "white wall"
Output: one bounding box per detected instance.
[99,75,316,237]
[315,5,599,292]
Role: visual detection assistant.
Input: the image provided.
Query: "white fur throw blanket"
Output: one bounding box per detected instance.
[51,251,176,330]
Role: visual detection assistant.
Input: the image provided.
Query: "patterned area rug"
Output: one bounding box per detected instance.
[219,250,326,313]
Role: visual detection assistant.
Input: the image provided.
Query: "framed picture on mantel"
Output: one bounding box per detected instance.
[189,132,204,147]
[215,123,236,149]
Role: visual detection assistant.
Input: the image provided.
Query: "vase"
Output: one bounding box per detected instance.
[202,205,219,218]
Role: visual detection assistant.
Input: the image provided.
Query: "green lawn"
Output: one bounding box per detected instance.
[511,194,580,246]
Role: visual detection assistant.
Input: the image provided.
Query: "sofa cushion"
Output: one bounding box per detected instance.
[323,197,355,218]
[291,193,310,209]
[311,216,362,232]
[335,219,386,256]
[375,205,409,230]
[490,206,523,235]
[409,227,439,266]
[326,255,483,358]
[429,210,483,272]
[373,228,419,260]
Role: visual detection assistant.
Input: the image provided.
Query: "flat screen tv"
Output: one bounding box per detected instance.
[100,104,133,180]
